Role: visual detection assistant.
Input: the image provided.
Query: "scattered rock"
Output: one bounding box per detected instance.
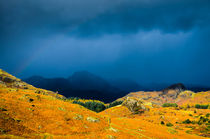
[86,116,100,123]
[160,115,165,119]
[107,135,116,139]
[84,125,88,128]
[58,107,65,111]
[0,80,6,87]
[109,127,118,132]
[73,114,83,120]
[38,125,42,130]
[3,77,14,83]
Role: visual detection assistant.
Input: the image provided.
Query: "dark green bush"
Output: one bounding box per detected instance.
[166,123,173,127]
[162,103,178,107]
[66,97,106,112]
[72,100,106,112]
[68,97,80,101]
[182,119,192,124]
[195,104,209,109]
[198,116,209,124]
[107,101,123,108]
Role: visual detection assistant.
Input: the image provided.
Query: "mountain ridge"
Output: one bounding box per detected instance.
[24,71,128,102]
[24,72,210,103]
[0,69,209,138]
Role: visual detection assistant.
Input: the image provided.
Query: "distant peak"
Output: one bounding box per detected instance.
[164,83,186,91]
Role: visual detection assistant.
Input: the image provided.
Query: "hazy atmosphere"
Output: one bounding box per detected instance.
[1,0,210,86]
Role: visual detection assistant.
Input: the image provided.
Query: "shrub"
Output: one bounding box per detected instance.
[166,123,173,127]
[72,100,106,112]
[182,119,192,124]
[197,116,209,125]
[161,121,165,125]
[66,97,106,112]
[84,101,106,112]
[162,103,178,107]
[107,101,123,108]
[195,104,209,109]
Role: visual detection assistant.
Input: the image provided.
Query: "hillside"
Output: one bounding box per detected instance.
[100,104,210,138]
[0,69,209,138]
[117,83,210,106]
[24,73,210,103]
[0,69,135,138]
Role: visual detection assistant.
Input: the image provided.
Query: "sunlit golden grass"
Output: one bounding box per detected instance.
[0,69,209,138]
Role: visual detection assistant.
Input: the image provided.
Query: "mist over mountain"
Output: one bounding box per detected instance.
[24,71,128,102]
[68,71,119,93]
[24,71,210,103]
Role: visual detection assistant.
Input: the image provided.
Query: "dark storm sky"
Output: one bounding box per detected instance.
[0,0,210,86]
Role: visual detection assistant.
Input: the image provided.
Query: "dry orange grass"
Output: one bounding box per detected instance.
[0,69,209,138]
[178,91,210,106]
[0,86,209,138]
[0,87,136,138]
[100,105,132,118]
[101,105,209,139]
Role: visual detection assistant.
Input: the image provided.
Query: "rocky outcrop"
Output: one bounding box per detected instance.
[86,117,100,123]
[122,97,148,114]
[162,83,186,94]
[0,69,34,89]
[161,83,186,100]
[117,83,189,106]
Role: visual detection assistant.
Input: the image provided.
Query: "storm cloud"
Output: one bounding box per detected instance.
[0,0,210,86]
[1,0,210,37]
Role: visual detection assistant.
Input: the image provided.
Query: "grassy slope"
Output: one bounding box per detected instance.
[0,86,139,138]
[0,69,209,138]
[100,105,209,138]
[0,69,136,138]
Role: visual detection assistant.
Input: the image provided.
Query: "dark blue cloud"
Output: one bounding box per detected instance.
[1,0,210,38]
[74,0,210,36]
[0,0,210,86]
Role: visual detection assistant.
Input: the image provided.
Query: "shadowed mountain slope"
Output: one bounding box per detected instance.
[0,69,136,138]
[24,71,128,103]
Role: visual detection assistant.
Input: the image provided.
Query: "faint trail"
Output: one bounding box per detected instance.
[110,122,152,139]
